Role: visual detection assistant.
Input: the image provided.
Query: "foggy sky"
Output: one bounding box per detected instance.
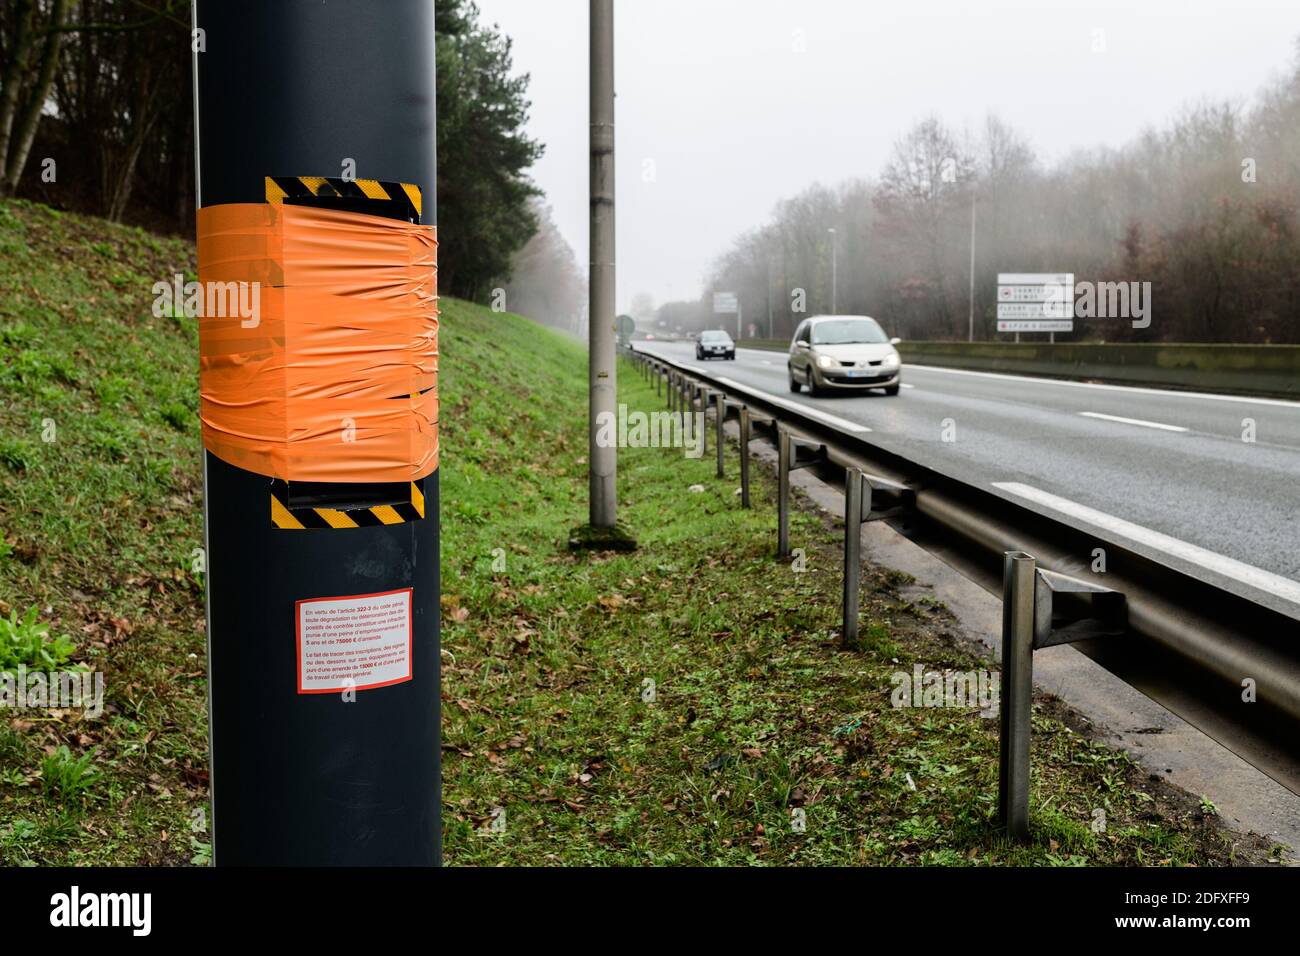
[472,0,1300,314]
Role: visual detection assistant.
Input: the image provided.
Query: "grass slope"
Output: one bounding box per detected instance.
[0,199,1280,865]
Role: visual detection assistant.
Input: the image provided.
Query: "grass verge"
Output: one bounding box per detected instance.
[438,325,1280,866]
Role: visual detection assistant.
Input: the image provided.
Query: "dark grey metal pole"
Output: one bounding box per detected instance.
[686,382,696,444]
[842,467,864,647]
[715,393,725,478]
[999,551,1036,841]
[739,407,751,508]
[699,388,708,457]
[777,428,791,559]
[588,0,616,527]
[194,0,439,865]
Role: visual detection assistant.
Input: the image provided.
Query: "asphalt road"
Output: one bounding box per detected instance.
[636,341,1300,609]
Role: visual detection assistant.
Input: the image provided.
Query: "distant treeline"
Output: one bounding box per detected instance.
[672,40,1300,345]
[500,200,587,335]
[0,0,543,303]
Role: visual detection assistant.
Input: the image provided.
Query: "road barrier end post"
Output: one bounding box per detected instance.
[715,392,725,478]
[739,407,751,508]
[777,427,791,560]
[842,467,864,647]
[999,551,1036,841]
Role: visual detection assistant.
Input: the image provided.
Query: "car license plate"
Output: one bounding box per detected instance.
[846,370,865,377]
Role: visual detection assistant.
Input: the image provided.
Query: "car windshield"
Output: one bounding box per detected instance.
[701,332,731,343]
[811,319,887,345]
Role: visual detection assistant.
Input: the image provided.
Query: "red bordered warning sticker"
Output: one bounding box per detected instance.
[295,588,413,694]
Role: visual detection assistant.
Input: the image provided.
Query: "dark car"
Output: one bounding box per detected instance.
[695,330,736,360]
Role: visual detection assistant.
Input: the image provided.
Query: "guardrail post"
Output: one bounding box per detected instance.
[669,372,677,412]
[715,392,725,478]
[656,363,662,398]
[683,381,693,443]
[992,558,1126,841]
[842,467,864,647]
[999,551,1036,842]
[739,407,751,508]
[698,387,708,456]
[777,428,791,559]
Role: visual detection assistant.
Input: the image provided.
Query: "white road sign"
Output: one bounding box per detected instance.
[713,292,738,314]
[997,320,1074,333]
[996,273,1074,333]
[997,302,1073,319]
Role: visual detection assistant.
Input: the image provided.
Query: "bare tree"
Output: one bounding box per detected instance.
[0,0,71,199]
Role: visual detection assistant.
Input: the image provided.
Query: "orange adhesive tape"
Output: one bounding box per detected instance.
[196,202,438,484]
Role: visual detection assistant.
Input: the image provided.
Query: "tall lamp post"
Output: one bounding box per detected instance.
[967,185,977,342]
[828,227,838,314]
[588,0,616,529]
[572,0,635,551]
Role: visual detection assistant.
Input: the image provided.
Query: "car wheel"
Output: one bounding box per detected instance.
[727,351,735,360]
[788,366,801,393]
[884,384,900,396]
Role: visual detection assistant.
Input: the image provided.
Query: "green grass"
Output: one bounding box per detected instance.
[0,198,1276,866]
[435,315,1270,866]
[1,200,206,865]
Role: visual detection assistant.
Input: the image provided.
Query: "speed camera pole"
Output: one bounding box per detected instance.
[194,0,439,865]
[572,0,634,551]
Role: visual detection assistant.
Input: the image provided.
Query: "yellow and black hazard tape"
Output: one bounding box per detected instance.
[262,173,429,531]
[270,479,426,530]
[265,175,422,221]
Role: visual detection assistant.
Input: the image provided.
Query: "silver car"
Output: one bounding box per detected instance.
[788,315,902,395]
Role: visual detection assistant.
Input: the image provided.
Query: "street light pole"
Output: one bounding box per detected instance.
[588,0,616,528]
[828,227,838,314]
[570,0,633,551]
[968,186,977,342]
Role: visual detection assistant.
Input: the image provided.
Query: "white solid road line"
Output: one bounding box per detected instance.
[900,383,915,390]
[992,481,1300,607]
[1078,411,1188,432]
[713,376,873,433]
[907,363,1300,409]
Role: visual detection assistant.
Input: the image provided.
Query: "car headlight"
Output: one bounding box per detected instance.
[882,353,900,368]
[816,354,834,369]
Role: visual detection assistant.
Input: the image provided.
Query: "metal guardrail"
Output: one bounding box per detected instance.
[625,346,1300,821]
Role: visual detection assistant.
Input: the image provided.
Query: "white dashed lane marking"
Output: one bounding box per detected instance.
[1078,411,1188,433]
